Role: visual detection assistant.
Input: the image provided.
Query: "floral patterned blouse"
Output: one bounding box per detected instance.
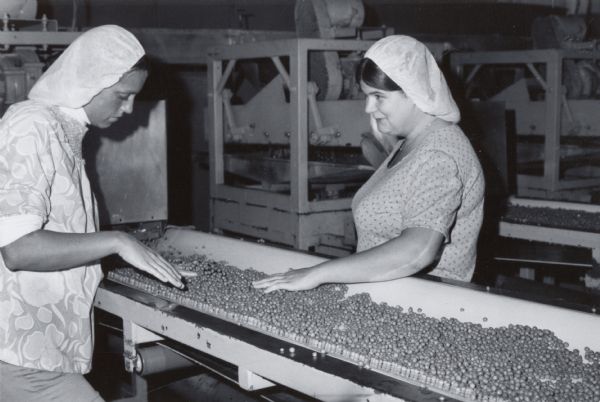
[0,101,103,374]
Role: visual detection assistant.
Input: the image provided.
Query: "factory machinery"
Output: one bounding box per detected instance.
[206,0,449,256]
[498,196,600,288]
[96,227,600,402]
[450,15,600,202]
[207,37,373,257]
[0,4,79,114]
[449,15,600,286]
[206,0,374,257]
[4,2,600,401]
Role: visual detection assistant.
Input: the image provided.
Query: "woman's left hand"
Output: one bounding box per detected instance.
[252,266,323,293]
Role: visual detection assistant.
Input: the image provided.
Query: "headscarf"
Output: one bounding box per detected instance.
[364,35,460,123]
[28,25,145,109]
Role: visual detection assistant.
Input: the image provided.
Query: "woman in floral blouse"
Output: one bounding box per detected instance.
[0,25,183,401]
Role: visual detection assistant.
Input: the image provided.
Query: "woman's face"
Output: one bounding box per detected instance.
[360,80,417,137]
[84,69,148,128]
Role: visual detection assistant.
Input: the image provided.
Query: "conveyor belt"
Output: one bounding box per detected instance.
[97,281,452,402]
[95,228,600,402]
[503,204,600,233]
[499,197,600,265]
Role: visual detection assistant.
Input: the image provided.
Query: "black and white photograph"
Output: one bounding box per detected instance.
[0,0,599,401]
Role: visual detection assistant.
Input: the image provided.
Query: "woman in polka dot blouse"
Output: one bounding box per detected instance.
[254,35,484,292]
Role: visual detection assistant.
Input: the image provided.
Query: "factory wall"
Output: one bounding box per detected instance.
[38,0,563,36]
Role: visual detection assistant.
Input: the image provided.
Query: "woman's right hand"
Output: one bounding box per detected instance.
[115,232,184,289]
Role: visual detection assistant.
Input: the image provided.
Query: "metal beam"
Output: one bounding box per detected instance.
[0,28,295,65]
[131,28,294,65]
[0,30,78,46]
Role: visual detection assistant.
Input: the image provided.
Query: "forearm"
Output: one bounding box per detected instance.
[1,229,122,272]
[253,228,445,293]
[315,228,443,284]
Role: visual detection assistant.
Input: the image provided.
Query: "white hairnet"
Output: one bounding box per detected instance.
[28,25,145,108]
[364,35,460,123]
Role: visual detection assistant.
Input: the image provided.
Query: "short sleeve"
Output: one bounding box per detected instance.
[0,110,55,220]
[0,214,43,246]
[402,150,462,241]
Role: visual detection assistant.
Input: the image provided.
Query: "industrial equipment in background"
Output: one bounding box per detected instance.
[0,1,76,115]
[451,14,600,203]
[1,0,37,20]
[207,37,372,257]
[450,14,600,291]
[498,196,600,281]
[207,0,450,256]
[2,2,598,402]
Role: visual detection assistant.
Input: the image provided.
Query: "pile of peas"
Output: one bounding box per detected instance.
[503,205,600,233]
[109,254,600,402]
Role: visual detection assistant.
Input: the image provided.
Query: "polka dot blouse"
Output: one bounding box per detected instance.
[351,124,485,281]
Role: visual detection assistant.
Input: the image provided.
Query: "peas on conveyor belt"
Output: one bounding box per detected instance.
[503,205,600,233]
[109,254,600,402]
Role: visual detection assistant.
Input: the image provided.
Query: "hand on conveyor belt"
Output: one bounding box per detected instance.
[253,266,321,293]
[115,232,185,289]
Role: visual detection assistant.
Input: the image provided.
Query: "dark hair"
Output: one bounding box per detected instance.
[130,55,149,72]
[356,58,401,92]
